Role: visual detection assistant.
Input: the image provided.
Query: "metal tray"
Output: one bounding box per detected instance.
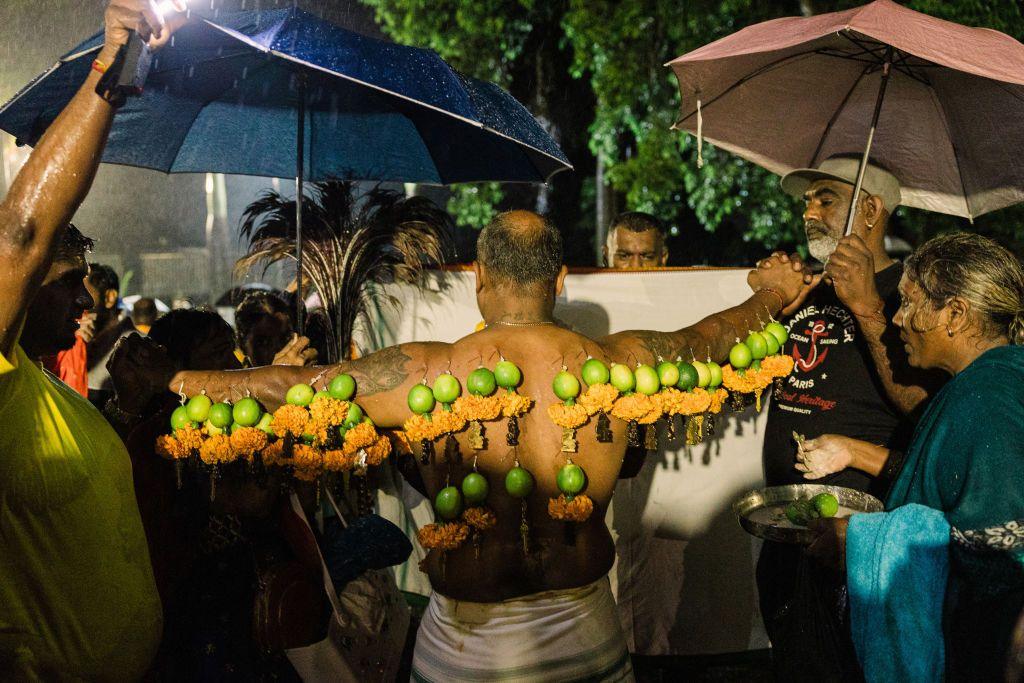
[732,484,884,545]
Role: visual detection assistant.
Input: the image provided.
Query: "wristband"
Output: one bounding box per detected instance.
[758,288,786,311]
[92,59,109,74]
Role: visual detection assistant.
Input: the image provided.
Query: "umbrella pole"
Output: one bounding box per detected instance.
[843,47,894,237]
[296,74,307,336]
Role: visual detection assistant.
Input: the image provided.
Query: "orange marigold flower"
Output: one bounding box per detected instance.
[174,425,205,452]
[364,435,392,466]
[708,388,729,414]
[343,421,378,451]
[262,440,287,467]
[761,354,795,379]
[293,466,320,482]
[271,404,310,437]
[452,394,502,422]
[611,393,656,422]
[417,522,470,550]
[403,413,441,442]
[547,402,589,429]
[433,408,468,435]
[578,383,618,416]
[722,364,774,394]
[309,397,350,429]
[462,506,497,531]
[291,444,322,471]
[229,427,269,458]
[548,495,594,522]
[322,449,353,472]
[501,391,533,418]
[155,434,188,460]
[199,434,235,465]
[659,387,712,416]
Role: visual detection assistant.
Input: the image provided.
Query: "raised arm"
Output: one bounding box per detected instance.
[600,255,811,365]
[0,0,186,357]
[167,342,446,429]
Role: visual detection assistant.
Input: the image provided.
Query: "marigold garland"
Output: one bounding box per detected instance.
[343,421,378,452]
[229,427,268,459]
[637,393,663,425]
[364,435,392,467]
[417,522,470,550]
[546,402,589,429]
[433,409,468,435]
[578,383,618,415]
[659,387,712,416]
[323,448,354,472]
[156,434,189,460]
[271,404,310,437]
[611,393,657,422]
[708,388,729,414]
[722,364,775,393]
[548,495,594,522]
[761,354,795,378]
[309,396,350,428]
[175,425,205,453]
[199,434,236,465]
[403,413,441,442]
[262,439,287,467]
[501,392,534,418]
[462,506,497,531]
[452,394,503,422]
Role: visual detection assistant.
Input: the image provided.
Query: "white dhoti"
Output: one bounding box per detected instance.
[411,576,634,682]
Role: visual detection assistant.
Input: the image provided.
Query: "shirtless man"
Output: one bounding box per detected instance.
[124,210,807,681]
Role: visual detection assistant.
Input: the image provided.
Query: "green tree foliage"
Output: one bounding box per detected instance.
[361,0,1024,262]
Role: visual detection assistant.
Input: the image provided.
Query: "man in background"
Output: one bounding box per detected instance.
[85,263,135,394]
[132,297,158,335]
[603,211,670,269]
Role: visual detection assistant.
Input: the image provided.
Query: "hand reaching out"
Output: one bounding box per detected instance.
[794,434,856,479]
[748,251,823,315]
[272,334,319,367]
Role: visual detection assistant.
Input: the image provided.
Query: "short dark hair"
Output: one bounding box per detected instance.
[235,291,294,347]
[87,263,120,294]
[132,298,158,326]
[610,211,666,236]
[477,211,563,286]
[55,223,95,261]
[149,309,232,369]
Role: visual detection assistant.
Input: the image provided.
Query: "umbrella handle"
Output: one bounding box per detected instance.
[843,49,893,237]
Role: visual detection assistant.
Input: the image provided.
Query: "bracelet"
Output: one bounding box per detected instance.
[92,59,109,74]
[758,288,786,311]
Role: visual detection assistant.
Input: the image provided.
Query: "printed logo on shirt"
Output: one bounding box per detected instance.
[777,303,856,408]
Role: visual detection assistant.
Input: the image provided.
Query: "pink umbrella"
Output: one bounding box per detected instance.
[667,0,1024,231]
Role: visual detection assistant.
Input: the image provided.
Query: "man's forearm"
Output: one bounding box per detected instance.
[849,440,890,478]
[171,364,330,408]
[854,306,929,415]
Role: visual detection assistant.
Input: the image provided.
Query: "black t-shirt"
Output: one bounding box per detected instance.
[763,262,912,496]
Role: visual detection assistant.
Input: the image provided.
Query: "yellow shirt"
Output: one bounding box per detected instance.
[0,345,161,681]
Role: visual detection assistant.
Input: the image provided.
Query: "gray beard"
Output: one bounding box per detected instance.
[808,235,840,263]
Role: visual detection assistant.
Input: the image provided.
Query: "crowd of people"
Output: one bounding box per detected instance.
[2,2,1024,682]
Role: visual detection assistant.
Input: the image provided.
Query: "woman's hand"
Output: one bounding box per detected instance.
[807,517,849,572]
[795,434,857,479]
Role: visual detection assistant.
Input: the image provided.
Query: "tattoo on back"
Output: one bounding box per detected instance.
[351,346,412,395]
[633,331,683,362]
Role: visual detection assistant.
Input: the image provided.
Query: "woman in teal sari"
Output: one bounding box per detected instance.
[795,232,1024,681]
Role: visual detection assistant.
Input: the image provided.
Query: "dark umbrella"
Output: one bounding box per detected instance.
[0,8,571,328]
[667,0,1024,232]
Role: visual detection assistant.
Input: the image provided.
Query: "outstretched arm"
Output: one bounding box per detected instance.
[168,343,446,429]
[0,1,186,357]
[600,255,811,365]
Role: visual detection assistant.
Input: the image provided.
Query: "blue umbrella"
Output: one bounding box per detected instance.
[0,8,572,323]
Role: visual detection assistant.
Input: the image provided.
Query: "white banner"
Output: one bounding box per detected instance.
[362,268,769,655]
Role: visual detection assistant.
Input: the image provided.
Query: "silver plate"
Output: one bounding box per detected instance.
[732,484,884,545]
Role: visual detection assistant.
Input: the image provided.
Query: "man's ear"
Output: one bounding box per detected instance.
[659,247,669,267]
[473,261,485,294]
[554,265,569,297]
[105,289,118,310]
[862,194,886,231]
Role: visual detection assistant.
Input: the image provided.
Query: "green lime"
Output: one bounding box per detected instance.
[313,390,331,403]
[461,472,490,506]
[556,463,586,495]
[208,402,233,429]
[691,361,711,388]
[232,397,262,427]
[186,395,212,423]
[204,420,225,437]
[505,466,535,498]
[657,361,680,388]
[634,364,661,395]
[337,425,348,441]
[784,502,804,526]
[812,492,839,518]
[433,373,461,404]
[581,358,610,386]
[729,342,753,369]
[362,415,375,426]
[170,405,192,431]
[434,486,463,521]
[609,363,636,393]
[745,332,769,360]
[256,412,275,435]
[765,321,789,346]
[407,384,436,415]
[328,373,356,401]
[344,403,364,426]
[763,330,781,355]
[286,383,315,407]
[676,362,699,391]
[706,361,724,389]
[467,367,497,397]
[553,371,581,401]
[494,361,522,389]
[230,422,243,434]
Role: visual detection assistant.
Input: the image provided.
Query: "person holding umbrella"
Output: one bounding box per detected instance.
[0,2,187,679]
[752,155,943,680]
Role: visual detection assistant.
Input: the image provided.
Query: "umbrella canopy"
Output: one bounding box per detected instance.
[667,0,1024,220]
[0,7,571,184]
